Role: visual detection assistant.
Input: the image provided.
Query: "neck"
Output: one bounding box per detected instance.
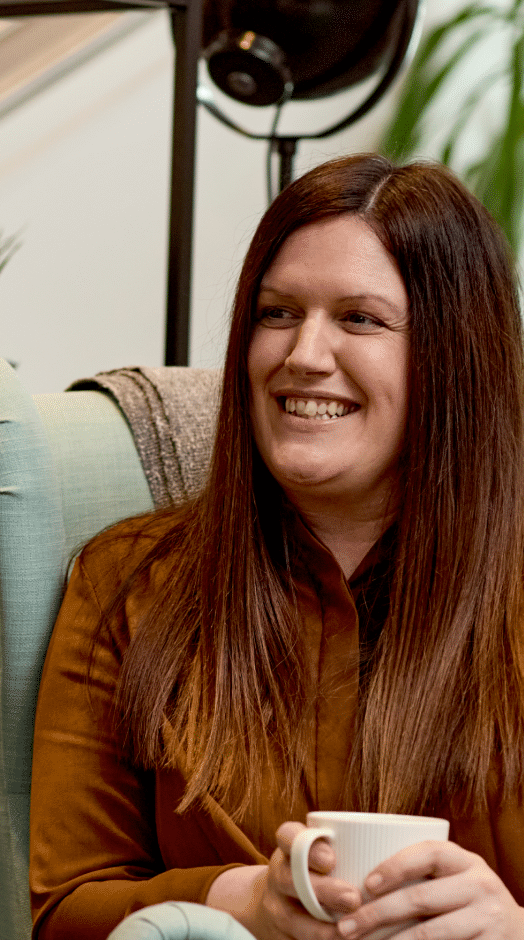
[288,492,396,579]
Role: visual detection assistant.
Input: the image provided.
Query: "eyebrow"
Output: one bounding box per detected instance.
[258,285,406,318]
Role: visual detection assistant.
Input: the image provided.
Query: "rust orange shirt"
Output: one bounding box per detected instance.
[29,516,524,939]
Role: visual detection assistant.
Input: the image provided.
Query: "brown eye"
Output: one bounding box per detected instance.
[342,312,382,330]
[256,307,297,326]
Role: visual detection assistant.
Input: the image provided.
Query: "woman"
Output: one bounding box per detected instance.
[30,153,524,940]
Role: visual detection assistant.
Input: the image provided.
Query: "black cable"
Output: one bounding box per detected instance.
[266,103,283,205]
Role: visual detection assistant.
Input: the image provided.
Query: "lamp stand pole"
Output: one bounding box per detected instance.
[166,0,202,365]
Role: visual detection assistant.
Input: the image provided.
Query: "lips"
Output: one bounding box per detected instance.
[280,396,360,420]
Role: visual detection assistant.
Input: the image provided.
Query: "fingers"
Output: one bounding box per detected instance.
[277,821,336,874]
[260,889,347,940]
[272,828,361,919]
[270,845,360,910]
[340,906,507,940]
[337,876,473,938]
[335,842,524,940]
[262,848,355,940]
[363,840,479,898]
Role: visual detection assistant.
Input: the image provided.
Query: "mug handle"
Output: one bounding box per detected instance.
[290,826,336,923]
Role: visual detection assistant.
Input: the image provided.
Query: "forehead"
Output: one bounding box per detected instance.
[259,215,408,315]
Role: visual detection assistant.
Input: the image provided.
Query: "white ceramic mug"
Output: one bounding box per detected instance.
[291,811,450,934]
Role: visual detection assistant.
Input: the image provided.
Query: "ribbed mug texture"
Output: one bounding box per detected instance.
[298,811,450,937]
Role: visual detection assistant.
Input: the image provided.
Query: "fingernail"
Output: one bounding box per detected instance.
[338,919,357,938]
[366,873,383,891]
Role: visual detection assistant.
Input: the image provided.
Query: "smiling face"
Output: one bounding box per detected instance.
[247,214,410,520]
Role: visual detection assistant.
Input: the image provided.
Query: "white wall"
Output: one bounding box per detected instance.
[0,0,497,392]
[0,12,173,392]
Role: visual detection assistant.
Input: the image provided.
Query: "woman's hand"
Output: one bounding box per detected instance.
[206,821,361,939]
[337,840,524,940]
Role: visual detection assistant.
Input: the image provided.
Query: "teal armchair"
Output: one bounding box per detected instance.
[0,359,249,940]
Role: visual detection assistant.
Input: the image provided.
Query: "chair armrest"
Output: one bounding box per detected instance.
[106,902,256,940]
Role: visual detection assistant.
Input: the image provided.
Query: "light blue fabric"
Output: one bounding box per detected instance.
[0,359,66,940]
[35,391,154,561]
[0,363,154,940]
[107,902,255,940]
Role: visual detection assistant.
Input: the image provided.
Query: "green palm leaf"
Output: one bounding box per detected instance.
[382,4,498,160]
[381,0,524,251]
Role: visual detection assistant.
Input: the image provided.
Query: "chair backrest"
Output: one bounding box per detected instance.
[0,359,217,940]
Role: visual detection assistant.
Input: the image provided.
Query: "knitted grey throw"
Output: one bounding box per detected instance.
[69,366,221,508]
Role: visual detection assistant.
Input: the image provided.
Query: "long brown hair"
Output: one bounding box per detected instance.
[94,153,524,820]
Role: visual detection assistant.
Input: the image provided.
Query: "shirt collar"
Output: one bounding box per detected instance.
[290,511,397,588]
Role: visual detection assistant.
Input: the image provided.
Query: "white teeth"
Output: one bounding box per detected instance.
[284,397,353,419]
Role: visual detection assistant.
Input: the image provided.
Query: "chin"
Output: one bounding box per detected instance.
[271,462,342,493]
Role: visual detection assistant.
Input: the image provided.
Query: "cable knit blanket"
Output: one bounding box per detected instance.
[69,366,222,508]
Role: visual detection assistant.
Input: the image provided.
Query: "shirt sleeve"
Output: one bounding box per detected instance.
[30,547,245,940]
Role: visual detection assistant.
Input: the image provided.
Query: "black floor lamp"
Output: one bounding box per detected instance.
[0,0,203,367]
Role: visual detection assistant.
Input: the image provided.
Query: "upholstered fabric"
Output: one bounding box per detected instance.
[35,391,154,561]
[0,360,218,940]
[0,359,66,940]
[69,367,221,507]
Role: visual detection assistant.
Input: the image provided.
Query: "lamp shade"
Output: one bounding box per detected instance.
[203,0,419,106]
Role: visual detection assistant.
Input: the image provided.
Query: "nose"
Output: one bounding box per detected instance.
[284,314,336,375]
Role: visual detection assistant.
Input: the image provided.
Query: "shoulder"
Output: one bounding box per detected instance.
[78,508,182,595]
[48,510,183,671]
[58,508,186,651]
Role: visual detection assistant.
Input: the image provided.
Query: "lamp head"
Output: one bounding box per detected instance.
[205,30,293,106]
[203,0,418,107]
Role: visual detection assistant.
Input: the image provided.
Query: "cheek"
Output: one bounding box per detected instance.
[247,329,286,387]
[340,343,408,411]
[364,339,409,412]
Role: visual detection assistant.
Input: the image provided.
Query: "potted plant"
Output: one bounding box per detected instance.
[381,0,524,253]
